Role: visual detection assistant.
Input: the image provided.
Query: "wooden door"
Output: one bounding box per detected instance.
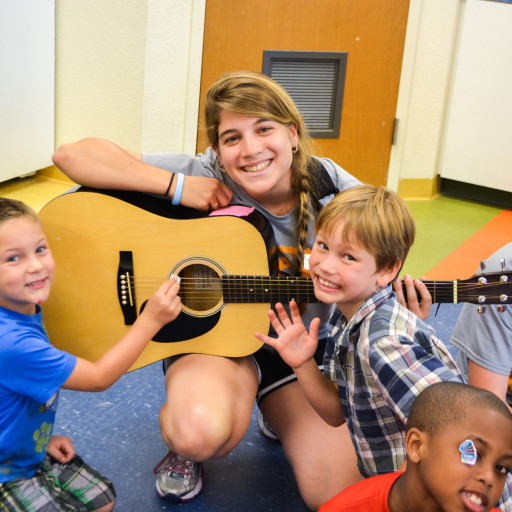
[197,0,409,186]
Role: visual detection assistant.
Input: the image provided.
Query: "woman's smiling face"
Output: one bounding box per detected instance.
[215,110,298,208]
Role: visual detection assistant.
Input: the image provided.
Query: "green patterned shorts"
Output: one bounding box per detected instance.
[0,454,116,511]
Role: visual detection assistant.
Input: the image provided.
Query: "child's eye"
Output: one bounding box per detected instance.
[7,255,19,263]
[36,245,47,254]
[258,126,273,134]
[343,254,355,261]
[496,464,511,476]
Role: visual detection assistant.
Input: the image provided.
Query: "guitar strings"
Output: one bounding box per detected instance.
[125,276,508,289]
[121,276,509,303]
[125,275,508,289]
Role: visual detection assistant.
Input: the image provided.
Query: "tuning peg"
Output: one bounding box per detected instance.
[501,258,506,272]
[497,305,506,313]
[479,260,487,273]
[478,305,486,314]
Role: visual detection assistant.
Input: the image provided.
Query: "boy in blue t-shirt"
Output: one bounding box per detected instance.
[0,197,181,511]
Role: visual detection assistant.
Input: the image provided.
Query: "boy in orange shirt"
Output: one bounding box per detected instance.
[320,382,512,512]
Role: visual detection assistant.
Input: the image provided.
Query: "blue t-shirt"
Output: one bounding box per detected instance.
[0,305,76,482]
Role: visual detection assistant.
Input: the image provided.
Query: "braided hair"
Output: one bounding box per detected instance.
[205,71,324,275]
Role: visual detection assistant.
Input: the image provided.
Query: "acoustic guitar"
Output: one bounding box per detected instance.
[39,189,511,371]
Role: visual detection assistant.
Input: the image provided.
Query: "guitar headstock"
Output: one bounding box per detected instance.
[458,268,510,313]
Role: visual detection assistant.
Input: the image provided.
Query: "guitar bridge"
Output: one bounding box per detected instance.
[118,251,137,325]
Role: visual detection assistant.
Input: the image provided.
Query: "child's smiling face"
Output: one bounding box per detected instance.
[417,407,512,512]
[309,221,399,320]
[0,216,55,315]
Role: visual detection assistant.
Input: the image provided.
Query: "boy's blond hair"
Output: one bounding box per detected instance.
[315,184,415,272]
[0,197,40,226]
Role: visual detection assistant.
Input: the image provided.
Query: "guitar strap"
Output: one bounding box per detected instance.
[309,158,340,206]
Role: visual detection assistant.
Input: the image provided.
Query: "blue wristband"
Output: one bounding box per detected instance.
[172,173,185,205]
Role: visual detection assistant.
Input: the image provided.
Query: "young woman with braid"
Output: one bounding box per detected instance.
[52,71,362,509]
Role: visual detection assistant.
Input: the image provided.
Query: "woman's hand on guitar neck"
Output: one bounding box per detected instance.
[393,274,432,320]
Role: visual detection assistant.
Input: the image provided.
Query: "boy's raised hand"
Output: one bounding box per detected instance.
[255,301,320,370]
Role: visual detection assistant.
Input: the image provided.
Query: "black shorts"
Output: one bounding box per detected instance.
[253,339,327,404]
[162,339,326,405]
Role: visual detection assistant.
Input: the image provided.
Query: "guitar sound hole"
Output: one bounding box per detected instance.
[177,263,222,313]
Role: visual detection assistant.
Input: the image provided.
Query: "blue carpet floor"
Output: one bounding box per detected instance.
[54,304,463,512]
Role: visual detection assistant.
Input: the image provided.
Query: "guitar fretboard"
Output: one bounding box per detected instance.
[410,281,455,304]
[221,277,500,305]
[222,275,318,303]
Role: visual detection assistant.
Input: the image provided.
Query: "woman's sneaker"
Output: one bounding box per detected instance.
[153,450,204,503]
[257,409,280,442]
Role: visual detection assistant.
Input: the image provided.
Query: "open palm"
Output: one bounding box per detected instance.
[255,301,320,370]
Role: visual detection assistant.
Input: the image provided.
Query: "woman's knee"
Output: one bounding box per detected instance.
[159,401,235,460]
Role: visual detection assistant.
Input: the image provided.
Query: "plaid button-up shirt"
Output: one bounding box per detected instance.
[324,285,462,478]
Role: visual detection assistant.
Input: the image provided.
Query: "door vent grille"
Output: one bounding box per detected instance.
[263,51,347,138]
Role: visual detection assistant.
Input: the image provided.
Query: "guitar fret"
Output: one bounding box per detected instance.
[222,275,319,304]
[224,273,511,306]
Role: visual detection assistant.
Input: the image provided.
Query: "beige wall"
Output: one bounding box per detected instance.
[54,0,205,154]
[388,0,461,196]
[51,0,461,196]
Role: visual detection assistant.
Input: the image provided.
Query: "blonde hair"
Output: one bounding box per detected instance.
[205,70,324,274]
[0,197,40,226]
[315,184,415,272]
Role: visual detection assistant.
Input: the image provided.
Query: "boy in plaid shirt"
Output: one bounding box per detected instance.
[256,185,463,498]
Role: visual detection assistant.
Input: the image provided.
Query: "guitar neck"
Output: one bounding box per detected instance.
[222,275,319,303]
[221,277,464,305]
[221,277,458,304]
[406,280,456,304]
[222,273,510,306]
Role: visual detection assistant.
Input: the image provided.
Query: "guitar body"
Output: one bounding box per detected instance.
[39,190,268,371]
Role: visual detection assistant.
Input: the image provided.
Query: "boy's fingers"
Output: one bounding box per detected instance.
[309,317,321,340]
[267,310,284,333]
[255,332,275,347]
[289,301,303,323]
[393,277,406,306]
[274,303,292,327]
